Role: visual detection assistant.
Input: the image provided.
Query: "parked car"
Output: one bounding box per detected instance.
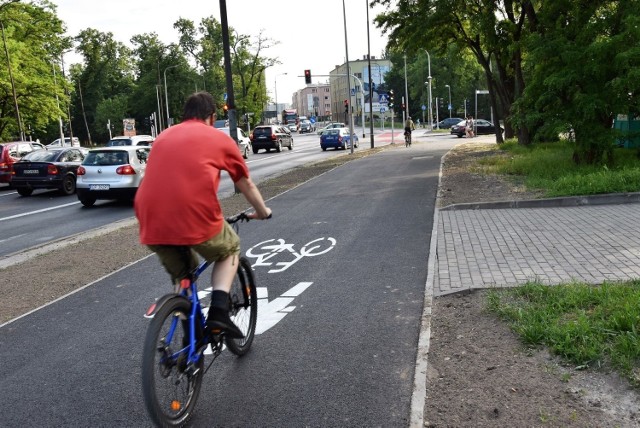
[76,146,150,207]
[320,128,359,151]
[0,141,46,184]
[46,137,80,147]
[11,147,88,196]
[250,125,294,154]
[450,119,503,137]
[436,117,464,129]
[317,122,346,135]
[106,135,154,147]
[219,127,251,159]
[299,120,314,134]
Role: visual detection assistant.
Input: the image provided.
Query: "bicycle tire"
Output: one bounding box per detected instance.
[142,297,204,427]
[225,257,258,356]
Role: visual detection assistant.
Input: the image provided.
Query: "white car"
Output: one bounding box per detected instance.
[316,122,346,135]
[47,137,80,147]
[106,135,154,147]
[76,146,150,207]
[219,127,251,159]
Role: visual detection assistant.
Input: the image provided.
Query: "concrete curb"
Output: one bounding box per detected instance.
[440,192,640,211]
[0,218,138,270]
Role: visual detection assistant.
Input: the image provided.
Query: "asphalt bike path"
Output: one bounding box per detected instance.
[0,143,445,427]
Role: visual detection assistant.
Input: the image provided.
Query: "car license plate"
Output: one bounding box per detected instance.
[23,169,39,174]
[89,184,110,191]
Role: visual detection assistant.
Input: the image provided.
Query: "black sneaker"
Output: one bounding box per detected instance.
[206,309,244,339]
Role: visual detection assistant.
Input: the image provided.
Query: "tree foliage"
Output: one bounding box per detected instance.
[0,4,275,145]
[0,0,69,141]
[372,0,640,164]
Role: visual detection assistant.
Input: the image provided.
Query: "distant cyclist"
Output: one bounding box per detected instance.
[404,116,416,145]
[134,91,271,339]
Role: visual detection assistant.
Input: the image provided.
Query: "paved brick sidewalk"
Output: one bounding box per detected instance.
[434,203,640,295]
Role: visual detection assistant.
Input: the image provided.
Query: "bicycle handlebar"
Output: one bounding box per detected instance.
[225,212,272,224]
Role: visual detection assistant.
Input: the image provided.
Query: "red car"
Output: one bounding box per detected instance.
[0,141,46,184]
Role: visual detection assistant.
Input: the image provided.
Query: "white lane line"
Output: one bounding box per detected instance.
[0,233,27,244]
[0,201,80,222]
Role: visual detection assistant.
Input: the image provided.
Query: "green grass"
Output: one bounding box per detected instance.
[478,139,640,196]
[486,281,640,387]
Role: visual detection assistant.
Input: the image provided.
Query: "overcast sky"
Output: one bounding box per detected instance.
[53,0,392,105]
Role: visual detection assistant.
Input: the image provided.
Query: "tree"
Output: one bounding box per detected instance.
[373,0,537,144]
[0,0,69,141]
[515,0,640,164]
[72,28,134,143]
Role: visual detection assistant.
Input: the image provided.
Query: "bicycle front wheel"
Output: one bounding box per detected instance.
[141,297,204,427]
[226,257,258,356]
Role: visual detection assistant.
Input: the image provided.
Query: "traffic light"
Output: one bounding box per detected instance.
[401,102,405,111]
[388,90,394,108]
[304,69,311,84]
[344,99,349,112]
[222,104,228,117]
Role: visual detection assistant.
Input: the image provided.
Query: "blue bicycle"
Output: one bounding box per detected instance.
[141,212,258,427]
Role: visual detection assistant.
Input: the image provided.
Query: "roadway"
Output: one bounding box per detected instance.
[0,132,462,426]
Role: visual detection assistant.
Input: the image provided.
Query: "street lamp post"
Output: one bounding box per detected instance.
[274,72,287,123]
[445,84,452,118]
[424,50,433,130]
[164,64,179,128]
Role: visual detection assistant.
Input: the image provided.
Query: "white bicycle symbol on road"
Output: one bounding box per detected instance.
[246,237,337,273]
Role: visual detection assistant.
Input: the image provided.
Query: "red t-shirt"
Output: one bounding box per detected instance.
[134,120,249,245]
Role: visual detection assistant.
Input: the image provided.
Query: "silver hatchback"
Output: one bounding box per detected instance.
[76,146,150,207]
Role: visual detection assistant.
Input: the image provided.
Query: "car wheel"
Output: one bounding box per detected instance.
[59,175,76,195]
[17,187,33,197]
[457,134,463,138]
[288,139,293,150]
[276,141,282,152]
[322,147,327,151]
[252,147,259,154]
[80,198,96,207]
[243,147,249,159]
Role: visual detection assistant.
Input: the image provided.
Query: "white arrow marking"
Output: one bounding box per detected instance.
[255,282,312,334]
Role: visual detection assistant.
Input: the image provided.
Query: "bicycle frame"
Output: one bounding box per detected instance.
[145,213,252,370]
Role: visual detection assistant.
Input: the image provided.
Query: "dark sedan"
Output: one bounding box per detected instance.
[12,147,87,196]
[450,119,503,137]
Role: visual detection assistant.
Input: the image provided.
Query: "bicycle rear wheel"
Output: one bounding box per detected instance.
[142,297,204,427]
[225,256,258,356]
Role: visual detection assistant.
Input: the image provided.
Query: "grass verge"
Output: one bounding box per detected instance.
[477,139,640,197]
[486,281,640,387]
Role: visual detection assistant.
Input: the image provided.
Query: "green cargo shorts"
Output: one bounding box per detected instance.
[147,221,240,283]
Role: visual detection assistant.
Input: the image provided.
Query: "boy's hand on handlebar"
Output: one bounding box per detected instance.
[248,207,272,220]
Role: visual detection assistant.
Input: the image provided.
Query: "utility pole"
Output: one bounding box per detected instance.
[220,0,240,193]
[366,1,374,147]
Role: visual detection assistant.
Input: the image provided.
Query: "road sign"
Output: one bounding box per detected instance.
[448,104,452,111]
[380,107,386,113]
[224,93,228,100]
[476,90,489,94]
[350,88,355,96]
[379,94,388,104]
[421,105,426,111]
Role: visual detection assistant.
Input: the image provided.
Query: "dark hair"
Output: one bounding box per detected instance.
[182,91,217,121]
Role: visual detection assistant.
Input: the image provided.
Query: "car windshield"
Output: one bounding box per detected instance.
[327,129,340,136]
[22,150,60,162]
[83,151,129,165]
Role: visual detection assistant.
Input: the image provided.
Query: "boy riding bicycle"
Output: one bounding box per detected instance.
[134,91,271,339]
